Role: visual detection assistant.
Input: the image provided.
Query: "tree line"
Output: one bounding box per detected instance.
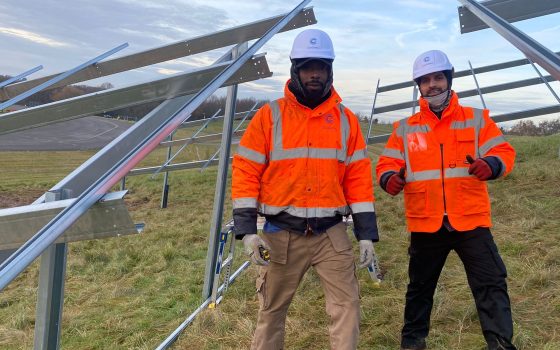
[504,118,560,136]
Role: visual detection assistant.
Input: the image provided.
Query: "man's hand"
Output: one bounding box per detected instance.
[466,155,492,181]
[242,234,271,266]
[358,240,374,268]
[386,167,406,196]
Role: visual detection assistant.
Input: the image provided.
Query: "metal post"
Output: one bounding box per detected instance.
[120,177,126,191]
[366,79,380,141]
[527,57,560,104]
[412,85,418,114]
[203,42,246,298]
[468,60,487,108]
[161,133,174,209]
[34,190,69,350]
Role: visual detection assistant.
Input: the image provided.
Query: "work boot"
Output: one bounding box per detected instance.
[400,338,427,350]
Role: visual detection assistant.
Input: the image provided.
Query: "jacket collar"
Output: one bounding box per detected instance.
[284,80,342,115]
[417,90,459,122]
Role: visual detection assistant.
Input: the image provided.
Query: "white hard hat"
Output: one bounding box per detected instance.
[412,50,453,80]
[290,29,335,60]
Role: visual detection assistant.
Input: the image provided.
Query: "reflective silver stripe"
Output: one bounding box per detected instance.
[339,104,350,162]
[450,118,477,129]
[350,202,375,213]
[407,169,440,182]
[346,148,368,164]
[479,135,507,156]
[233,197,258,209]
[270,147,340,161]
[258,203,351,217]
[381,147,404,160]
[270,100,283,152]
[396,123,431,136]
[472,108,484,158]
[445,167,470,178]
[237,145,267,164]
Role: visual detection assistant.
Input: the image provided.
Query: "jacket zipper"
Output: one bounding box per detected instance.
[440,144,447,215]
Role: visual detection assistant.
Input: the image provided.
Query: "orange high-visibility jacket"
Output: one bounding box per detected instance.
[232,82,377,240]
[376,92,515,233]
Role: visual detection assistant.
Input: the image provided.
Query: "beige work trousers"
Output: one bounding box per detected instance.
[251,222,360,350]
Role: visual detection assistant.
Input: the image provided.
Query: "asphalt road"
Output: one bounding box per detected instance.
[0,116,131,151]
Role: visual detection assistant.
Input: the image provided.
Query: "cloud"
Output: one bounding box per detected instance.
[395,0,443,10]
[395,19,438,48]
[0,26,69,47]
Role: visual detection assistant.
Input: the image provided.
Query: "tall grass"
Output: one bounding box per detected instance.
[0,133,558,349]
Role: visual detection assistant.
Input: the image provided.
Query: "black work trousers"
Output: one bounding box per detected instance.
[401,226,516,350]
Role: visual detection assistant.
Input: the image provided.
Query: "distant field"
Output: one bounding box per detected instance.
[0,132,558,349]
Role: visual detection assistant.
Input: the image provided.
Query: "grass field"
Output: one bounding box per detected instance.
[0,129,558,349]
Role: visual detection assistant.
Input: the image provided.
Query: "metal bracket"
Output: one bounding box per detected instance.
[0,190,140,250]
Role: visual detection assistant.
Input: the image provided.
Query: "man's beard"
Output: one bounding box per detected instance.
[303,82,325,99]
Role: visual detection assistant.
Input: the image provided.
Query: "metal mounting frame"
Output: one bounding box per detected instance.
[458,0,560,34]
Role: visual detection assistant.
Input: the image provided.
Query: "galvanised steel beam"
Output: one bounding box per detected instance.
[458,0,560,34]
[128,158,232,176]
[159,131,244,148]
[0,191,138,250]
[0,65,43,89]
[0,0,311,291]
[378,51,560,92]
[0,43,128,110]
[491,104,560,123]
[0,55,271,135]
[374,75,555,115]
[0,7,316,101]
[458,0,560,81]
[178,109,258,129]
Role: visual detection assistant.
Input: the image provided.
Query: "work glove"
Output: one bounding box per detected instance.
[358,240,374,268]
[466,155,492,181]
[242,234,271,266]
[386,167,406,196]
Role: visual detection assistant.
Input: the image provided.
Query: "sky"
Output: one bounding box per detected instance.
[1,0,559,125]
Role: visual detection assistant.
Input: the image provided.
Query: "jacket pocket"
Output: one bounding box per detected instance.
[460,181,490,214]
[456,128,476,161]
[325,222,352,252]
[262,230,289,264]
[255,269,269,310]
[404,182,428,218]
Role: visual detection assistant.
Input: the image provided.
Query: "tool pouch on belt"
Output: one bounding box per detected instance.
[261,231,289,264]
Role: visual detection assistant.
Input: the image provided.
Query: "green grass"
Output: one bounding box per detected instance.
[0,133,558,349]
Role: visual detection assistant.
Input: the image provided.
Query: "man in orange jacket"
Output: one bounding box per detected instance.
[376,50,517,350]
[232,29,379,350]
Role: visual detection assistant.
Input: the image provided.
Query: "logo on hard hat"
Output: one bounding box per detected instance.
[310,37,317,45]
[424,56,430,62]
